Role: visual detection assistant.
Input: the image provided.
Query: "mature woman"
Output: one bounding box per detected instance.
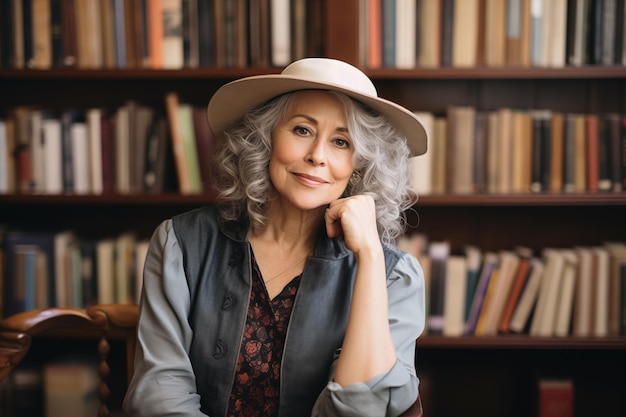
[123,58,427,417]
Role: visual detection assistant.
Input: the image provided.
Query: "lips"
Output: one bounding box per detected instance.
[293,173,328,186]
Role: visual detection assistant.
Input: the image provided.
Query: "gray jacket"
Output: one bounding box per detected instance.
[124,205,425,417]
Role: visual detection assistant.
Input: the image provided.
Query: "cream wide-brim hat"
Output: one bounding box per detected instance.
[206,58,428,156]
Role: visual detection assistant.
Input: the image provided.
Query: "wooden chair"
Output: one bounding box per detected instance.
[0,304,138,417]
[0,305,422,417]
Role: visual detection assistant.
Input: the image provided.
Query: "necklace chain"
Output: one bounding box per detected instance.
[250,236,312,284]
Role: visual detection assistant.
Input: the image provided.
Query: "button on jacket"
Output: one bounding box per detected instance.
[124,205,425,417]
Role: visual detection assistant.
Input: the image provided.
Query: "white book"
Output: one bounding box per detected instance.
[443,255,468,336]
[270,0,291,66]
[395,0,416,69]
[86,109,103,194]
[544,0,567,67]
[70,122,90,194]
[554,250,578,337]
[531,248,566,337]
[96,238,116,304]
[162,0,184,69]
[41,118,63,194]
[409,112,435,195]
[593,247,610,337]
[0,121,7,192]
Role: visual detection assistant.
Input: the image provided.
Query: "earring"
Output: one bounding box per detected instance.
[350,171,361,187]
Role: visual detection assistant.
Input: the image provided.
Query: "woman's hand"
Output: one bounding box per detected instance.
[325,195,382,256]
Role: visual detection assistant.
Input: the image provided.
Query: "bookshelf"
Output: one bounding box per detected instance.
[2,0,626,416]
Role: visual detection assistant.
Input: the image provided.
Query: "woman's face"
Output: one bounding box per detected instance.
[269,90,355,211]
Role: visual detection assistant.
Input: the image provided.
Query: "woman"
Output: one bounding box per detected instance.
[123,58,427,417]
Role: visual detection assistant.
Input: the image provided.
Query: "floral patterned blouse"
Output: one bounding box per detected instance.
[227,251,302,417]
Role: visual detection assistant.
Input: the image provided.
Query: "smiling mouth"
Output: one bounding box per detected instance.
[293,173,328,186]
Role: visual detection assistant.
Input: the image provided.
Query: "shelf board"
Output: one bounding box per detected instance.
[1,192,624,206]
[418,335,626,349]
[0,193,218,205]
[1,66,625,80]
[417,193,626,206]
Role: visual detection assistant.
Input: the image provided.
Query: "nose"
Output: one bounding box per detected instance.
[305,138,326,166]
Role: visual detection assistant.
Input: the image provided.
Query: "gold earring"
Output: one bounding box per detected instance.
[350,171,361,187]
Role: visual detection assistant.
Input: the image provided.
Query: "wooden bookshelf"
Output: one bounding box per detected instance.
[1,1,625,416]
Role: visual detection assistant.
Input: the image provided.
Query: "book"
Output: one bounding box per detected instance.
[165,92,192,194]
[86,108,103,194]
[395,0,416,69]
[409,112,435,195]
[480,250,520,335]
[464,245,483,323]
[465,251,498,335]
[418,0,441,67]
[593,246,610,337]
[100,0,117,68]
[572,247,594,337]
[178,103,202,194]
[452,0,479,67]
[96,237,115,304]
[381,0,396,68]
[3,231,56,315]
[367,0,383,68]
[446,106,476,194]
[549,112,565,192]
[147,0,164,68]
[115,231,137,304]
[498,247,532,333]
[191,106,216,193]
[143,113,169,193]
[247,0,268,67]
[484,0,507,66]
[70,120,89,194]
[530,248,566,337]
[30,0,52,69]
[41,116,63,194]
[427,241,451,334]
[162,0,184,68]
[270,0,291,66]
[554,249,578,337]
[442,255,468,336]
[538,379,574,417]
[431,117,447,194]
[509,257,545,334]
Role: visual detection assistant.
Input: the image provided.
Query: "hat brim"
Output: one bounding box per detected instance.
[207,75,428,156]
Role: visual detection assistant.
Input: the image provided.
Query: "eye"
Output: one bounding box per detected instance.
[293,125,311,136]
[333,138,350,149]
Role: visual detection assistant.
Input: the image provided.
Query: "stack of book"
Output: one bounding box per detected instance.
[360,0,625,69]
[398,235,626,337]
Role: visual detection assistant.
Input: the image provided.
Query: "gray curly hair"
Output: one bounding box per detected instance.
[211,90,417,244]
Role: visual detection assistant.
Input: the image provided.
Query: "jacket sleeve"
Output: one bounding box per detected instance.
[311,252,426,417]
[123,220,209,417]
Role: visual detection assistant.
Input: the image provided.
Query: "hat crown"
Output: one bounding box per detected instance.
[281,58,378,98]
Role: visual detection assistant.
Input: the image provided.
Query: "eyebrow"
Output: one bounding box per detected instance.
[293,114,349,133]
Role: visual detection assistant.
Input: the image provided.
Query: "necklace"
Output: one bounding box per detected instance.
[250,236,312,284]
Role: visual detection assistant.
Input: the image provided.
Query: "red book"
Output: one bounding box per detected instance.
[538,379,574,417]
